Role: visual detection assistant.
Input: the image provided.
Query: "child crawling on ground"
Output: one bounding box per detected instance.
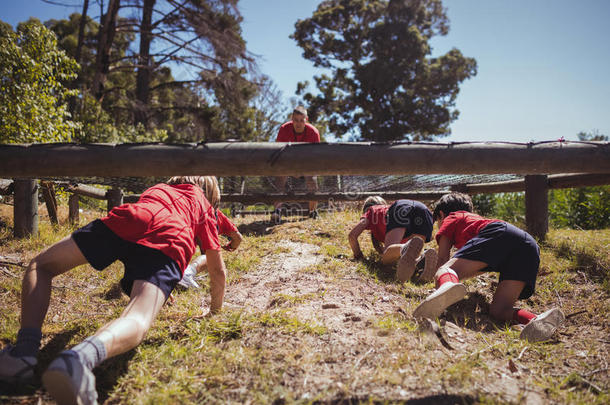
[0,176,226,404]
[348,196,437,283]
[413,192,565,342]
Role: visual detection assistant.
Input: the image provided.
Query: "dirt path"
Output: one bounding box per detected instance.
[223,240,547,404]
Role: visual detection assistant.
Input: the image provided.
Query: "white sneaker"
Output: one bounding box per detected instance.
[178,264,200,289]
[396,237,424,282]
[520,308,565,342]
[413,281,467,319]
[0,345,37,384]
[416,248,438,283]
[42,350,98,405]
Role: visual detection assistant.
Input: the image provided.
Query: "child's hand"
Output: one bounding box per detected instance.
[222,243,235,252]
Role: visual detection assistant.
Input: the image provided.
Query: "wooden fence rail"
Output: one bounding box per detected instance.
[1,141,608,177]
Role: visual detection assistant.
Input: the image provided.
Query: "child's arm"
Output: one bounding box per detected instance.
[223,230,243,251]
[371,234,384,255]
[204,249,226,314]
[436,235,453,268]
[348,218,369,259]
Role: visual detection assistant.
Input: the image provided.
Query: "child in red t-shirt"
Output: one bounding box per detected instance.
[179,209,243,288]
[413,192,565,342]
[348,196,437,283]
[0,176,226,404]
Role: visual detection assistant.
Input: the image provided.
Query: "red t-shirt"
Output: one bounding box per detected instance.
[216,210,238,236]
[101,183,221,272]
[362,205,388,243]
[436,211,501,249]
[276,121,320,143]
[362,205,411,244]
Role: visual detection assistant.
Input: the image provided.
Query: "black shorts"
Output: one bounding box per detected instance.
[454,221,539,299]
[386,200,434,242]
[71,219,181,300]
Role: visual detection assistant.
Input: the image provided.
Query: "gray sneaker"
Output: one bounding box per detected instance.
[413,281,467,319]
[178,264,200,289]
[415,248,438,283]
[519,308,565,342]
[396,237,424,282]
[42,350,98,405]
[0,345,37,384]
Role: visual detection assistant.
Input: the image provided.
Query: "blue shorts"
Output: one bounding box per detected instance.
[71,219,181,300]
[386,200,434,242]
[454,222,539,299]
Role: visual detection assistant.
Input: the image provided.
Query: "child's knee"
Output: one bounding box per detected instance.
[434,265,457,280]
[25,255,57,280]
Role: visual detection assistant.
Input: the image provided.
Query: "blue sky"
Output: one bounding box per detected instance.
[2,0,610,142]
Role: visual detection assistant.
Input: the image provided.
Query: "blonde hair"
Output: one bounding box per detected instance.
[167,176,221,208]
[362,195,386,213]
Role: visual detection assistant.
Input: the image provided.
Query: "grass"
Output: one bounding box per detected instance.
[0,203,608,404]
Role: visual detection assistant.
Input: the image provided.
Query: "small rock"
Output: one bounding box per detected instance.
[322,303,340,309]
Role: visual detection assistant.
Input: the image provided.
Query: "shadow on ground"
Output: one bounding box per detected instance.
[273,394,476,404]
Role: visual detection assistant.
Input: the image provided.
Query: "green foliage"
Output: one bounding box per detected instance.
[472,186,610,230]
[472,192,525,226]
[577,130,608,142]
[0,19,80,143]
[292,0,477,141]
[549,186,610,229]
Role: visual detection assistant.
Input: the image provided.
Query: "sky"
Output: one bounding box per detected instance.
[2,0,610,143]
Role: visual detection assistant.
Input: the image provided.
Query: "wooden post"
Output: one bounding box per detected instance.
[69,194,80,225]
[41,181,59,225]
[13,179,38,238]
[106,187,123,212]
[525,175,548,240]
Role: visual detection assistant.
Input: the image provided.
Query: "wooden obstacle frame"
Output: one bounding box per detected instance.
[1,141,609,240]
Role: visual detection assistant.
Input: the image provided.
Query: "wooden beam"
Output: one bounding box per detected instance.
[66,184,108,199]
[13,179,38,238]
[455,173,610,194]
[1,142,608,177]
[220,191,444,204]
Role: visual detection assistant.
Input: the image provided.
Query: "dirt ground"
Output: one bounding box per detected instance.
[1,208,609,404]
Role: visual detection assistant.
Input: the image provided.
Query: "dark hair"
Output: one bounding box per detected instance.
[432,192,473,221]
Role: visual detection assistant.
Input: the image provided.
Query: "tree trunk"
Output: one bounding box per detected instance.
[69,194,80,226]
[135,0,156,126]
[92,0,120,100]
[41,181,59,226]
[75,0,90,65]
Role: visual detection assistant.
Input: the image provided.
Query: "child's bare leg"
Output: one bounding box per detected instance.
[22,236,88,330]
[414,257,487,319]
[273,176,288,211]
[435,257,487,284]
[489,280,526,321]
[306,176,318,213]
[94,280,166,357]
[0,236,88,384]
[42,280,167,404]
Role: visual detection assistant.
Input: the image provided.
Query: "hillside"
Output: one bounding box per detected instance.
[0,206,609,404]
